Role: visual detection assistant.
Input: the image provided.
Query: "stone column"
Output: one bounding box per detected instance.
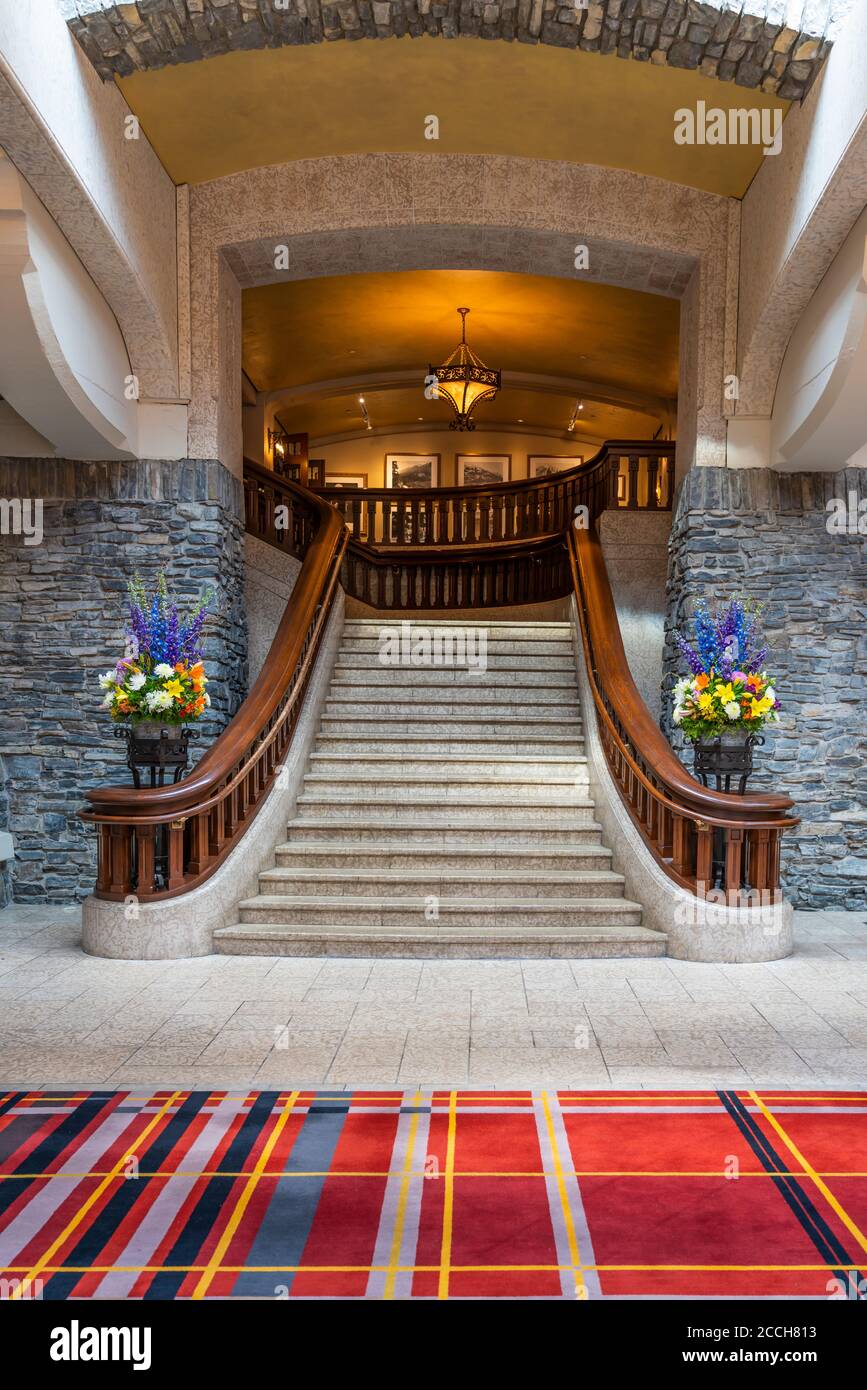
[0,456,248,903]
[662,464,867,909]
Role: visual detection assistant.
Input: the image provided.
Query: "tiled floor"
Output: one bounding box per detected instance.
[1,905,866,1090]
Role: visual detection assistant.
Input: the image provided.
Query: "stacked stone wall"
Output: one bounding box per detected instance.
[0,458,247,903]
[663,465,867,908]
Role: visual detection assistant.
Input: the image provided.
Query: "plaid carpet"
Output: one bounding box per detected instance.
[1,1088,866,1300]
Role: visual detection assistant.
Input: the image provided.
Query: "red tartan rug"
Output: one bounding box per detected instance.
[1,1088,866,1300]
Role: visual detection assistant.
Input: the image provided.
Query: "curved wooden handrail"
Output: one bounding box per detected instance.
[568,523,798,897]
[82,469,347,899]
[315,440,673,546]
[342,531,572,610]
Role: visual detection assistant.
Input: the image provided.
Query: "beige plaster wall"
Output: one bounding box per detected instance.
[0,0,179,400]
[188,154,736,477]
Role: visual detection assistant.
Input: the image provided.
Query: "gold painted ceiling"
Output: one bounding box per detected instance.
[245,269,679,439]
[119,36,786,197]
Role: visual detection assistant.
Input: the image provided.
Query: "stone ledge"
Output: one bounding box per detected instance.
[61,0,837,100]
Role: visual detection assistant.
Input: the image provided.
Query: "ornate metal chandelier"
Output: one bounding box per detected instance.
[430,307,500,431]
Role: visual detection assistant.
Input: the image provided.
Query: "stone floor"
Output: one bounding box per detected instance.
[0,904,866,1091]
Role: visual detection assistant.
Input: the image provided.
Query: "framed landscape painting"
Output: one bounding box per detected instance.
[528,455,583,478]
[456,454,511,487]
[385,453,440,489]
[325,472,368,489]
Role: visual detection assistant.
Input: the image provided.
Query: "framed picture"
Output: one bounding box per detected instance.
[325,472,368,489]
[456,454,511,486]
[385,453,440,489]
[528,455,583,478]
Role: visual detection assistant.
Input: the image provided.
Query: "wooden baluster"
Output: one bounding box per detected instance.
[410,496,420,545]
[209,800,225,858]
[96,825,112,894]
[694,824,713,893]
[135,826,157,896]
[224,785,238,838]
[748,827,771,891]
[658,805,673,856]
[628,454,639,509]
[768,830,781,891]
[478,495,490,542]
[187,812,211,876]
[724,829,744,899]
[671,814,691,878]
[109,825,133,896]
[647,455,659,510]
[167,820,186,891]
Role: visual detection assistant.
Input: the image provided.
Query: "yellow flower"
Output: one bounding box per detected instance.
[164,678,184,699]
[717,682,735,705]
[750,695,772,716]
[698,692,714,711]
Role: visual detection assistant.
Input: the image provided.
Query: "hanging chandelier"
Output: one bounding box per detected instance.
[430,307,500,431]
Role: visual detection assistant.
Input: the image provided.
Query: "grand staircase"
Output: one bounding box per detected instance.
[214,619,667,958]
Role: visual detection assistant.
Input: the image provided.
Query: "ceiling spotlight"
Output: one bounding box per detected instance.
[567,400,584,432]
[358,395,372,431]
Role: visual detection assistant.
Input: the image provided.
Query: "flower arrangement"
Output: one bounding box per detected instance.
[98,572,213,726]
[672,598,779,742]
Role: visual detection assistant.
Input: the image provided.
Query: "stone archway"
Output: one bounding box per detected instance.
[186,152,738,482]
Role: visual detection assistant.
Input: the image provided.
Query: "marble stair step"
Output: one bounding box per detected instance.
[330,667,577,687]
[257,867,626,900]
[326,682,578,702]
[323,703,582,721]
[301,776,591,799]
[313,736,586,756]
[285,819,604,845]
[336,651,576,668]
[318,718,583,738]
[213,922,666,959]
[308,753,588,777]
[272,842,613,872]
[236,895,644,929]
[294,794,597,821]
[339,642,575,658]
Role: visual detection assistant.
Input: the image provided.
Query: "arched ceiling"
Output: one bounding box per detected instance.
[245,268,679,439]
[116,37,788,197]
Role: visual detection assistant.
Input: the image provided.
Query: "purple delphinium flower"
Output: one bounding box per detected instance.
[166,604,180,666]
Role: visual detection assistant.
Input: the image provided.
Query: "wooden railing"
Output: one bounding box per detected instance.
[568,524,798,900]
[342,533,572,610]
[82,466,347,901]
[315,441,673,546]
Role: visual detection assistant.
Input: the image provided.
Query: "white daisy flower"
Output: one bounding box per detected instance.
[153,663,174,679]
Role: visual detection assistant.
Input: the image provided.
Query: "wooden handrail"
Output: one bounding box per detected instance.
[568,524,798,898]
[341,532,572,610]
[315,440,673,546]
[81,469,347,900]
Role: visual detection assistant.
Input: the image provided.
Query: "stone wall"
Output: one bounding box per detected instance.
[63,0,833,100]
[600,509,671,722]
[663,465,867,908]
[0,458,247,903]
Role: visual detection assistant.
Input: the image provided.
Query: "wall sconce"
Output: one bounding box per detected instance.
[268,427,288,460]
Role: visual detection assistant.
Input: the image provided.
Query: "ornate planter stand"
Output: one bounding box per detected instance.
[114,723,200,892]
[693,732,763,889]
